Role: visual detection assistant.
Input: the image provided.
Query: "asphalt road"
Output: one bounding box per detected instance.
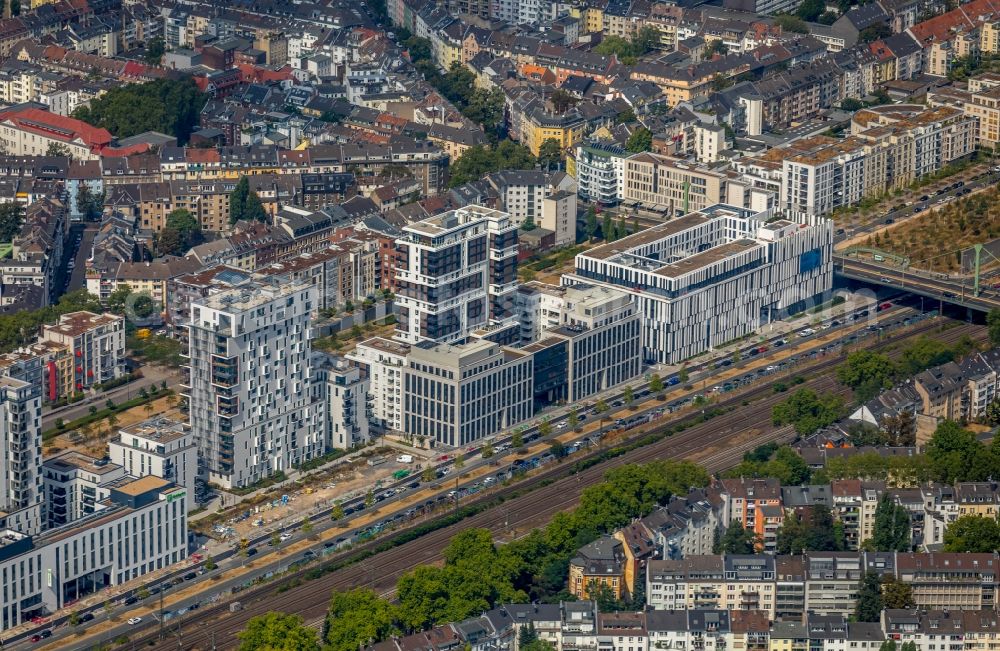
[838,258,1000,312]
[17,300,943,650]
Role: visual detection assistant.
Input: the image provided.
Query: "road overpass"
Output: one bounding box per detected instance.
[835,255,1000,313]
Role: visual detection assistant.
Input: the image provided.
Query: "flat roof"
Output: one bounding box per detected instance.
[43,450,121,475]
[119,416,189,444]
[356,336,411,356]
[113,475,171,497]
[654,239,760,278]
[585,212,711,260]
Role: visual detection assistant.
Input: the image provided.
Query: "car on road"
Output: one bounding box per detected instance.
[878,302,893,311]
[184,572,197,581]
[30,631,49,643]
[914,206,921,213]
[128,617,142,625]
[246,548,258,557]
[919,195,929,201]
[79,613,94,623]
[122,596,139,606]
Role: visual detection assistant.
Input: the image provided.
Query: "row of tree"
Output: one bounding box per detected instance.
[836,334,978,403]
[312,459,709,651]
[448,141,537,188]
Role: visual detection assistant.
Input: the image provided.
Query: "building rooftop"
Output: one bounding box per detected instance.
[654,239,760,278]
[112,475,171,497]
[585,212,711,260]
[118,416,189,445]
[43,450,121,475]
[42,310,121,337]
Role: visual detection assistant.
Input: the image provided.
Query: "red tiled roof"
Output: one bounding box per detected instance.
[908,0,1000,43]
[0,107,112,151]
[100,143,151,157]
[185,148,220,164]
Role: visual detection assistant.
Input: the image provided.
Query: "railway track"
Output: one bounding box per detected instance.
[86,320,986,651]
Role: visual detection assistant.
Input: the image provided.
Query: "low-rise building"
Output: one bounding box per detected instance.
[39,311,125,391]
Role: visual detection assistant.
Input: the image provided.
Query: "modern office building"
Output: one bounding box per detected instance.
[402,339,533,447]
[184,279,320,489]
[566,205,832,364]
[521,283,642,407]
[110,417,197,511]
[311,352,371,450]
[394,206,519,344]
[0,475,188,631]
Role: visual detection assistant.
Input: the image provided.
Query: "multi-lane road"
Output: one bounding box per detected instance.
[26,300,964,651]
[837,258,1000,312]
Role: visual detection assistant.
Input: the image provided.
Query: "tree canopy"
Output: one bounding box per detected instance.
[158,208,203,255]
[772,388,844,435]
[238,613,319,651]
[229,176,268,224]
[317,459,708,646]
[836,350,897,402]
[0,203,24,242]
[867,494,911,551]
[943,514,1000,552]
[625,128,652,153]
[776,505,845,553]
[593,26,660,64]
[448,141,536,187]
[73,78,207,144]
[0,289,101,354]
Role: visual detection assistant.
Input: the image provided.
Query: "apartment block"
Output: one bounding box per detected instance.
[109,417,197,511]
[575,141,628,206]
[622,153,727,218]
[42,451,125,529]
[567,205,832,364]
[39,311,125,393]
[184,280,320,489]
[311,352,371,451]
[395,206,519,344]
[774,105,975,220]
[648,552,1000,618]
[348,337,410,434]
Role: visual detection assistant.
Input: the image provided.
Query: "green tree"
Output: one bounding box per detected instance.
[324,589,398,651]
[144,36,166,65]
[602,213,613,241]
[841,98,865,111]
[988,308,1000,347]
[858,23,891,43]
[855,571,883,622]
[69,611,80,627]
[882,575,915,609]
[986,397,1000,426]
[716,522,757,553]
[403,36,433,63]
[774,14,808,32]
[880,641,898,651]
[447,141,536,188]
[550,89,578,112]
[623,385,635,407]
[901,336,955,376]
[331,501,345,522]
[585,205,598,241]
[926,420,980,482]
[625,127,652,153]
[46,142,71,157]
[678,366,689,384]
[0,203,24,242]
[568,408,580,431]
[649,373,665,396]
[538,138,563,171]
[158,208,203,255]
[482,442,495,459]
[73,78,207,143]
[365,489,375,508]
[301,516,315,538]
[76,183,105,221]
[549,440,567,459]
[868,494,911,551]
[836,350,897,401]
[244,191,268,223]
[772,388,843,435]
[881,410,916,446]
[795,0,825,20]
[454,454,465,470]
[229,177,250,224]
[538,419,553,438]
[511,431,524,448]
[236,613,320,651]
[943,514,1000,552]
